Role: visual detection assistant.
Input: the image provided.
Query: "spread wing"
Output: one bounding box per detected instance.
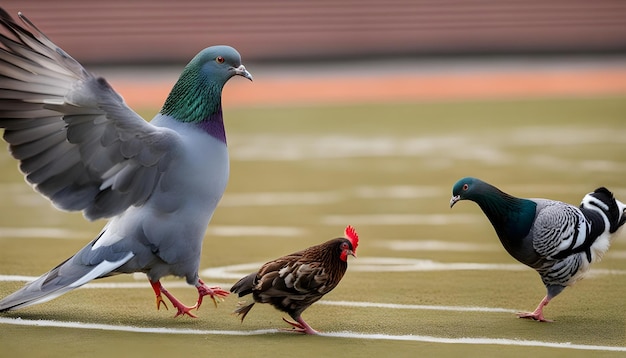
[0,10,180,220]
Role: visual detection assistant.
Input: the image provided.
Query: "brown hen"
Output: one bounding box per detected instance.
[230,226,359,334]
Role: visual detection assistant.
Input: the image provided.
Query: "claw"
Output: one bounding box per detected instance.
[149,279,229,318]
[281,317,319,335]
[196,279,230,310]
[517,311,553,322]
[517,295,553,322]
[155,294,169,311]
[173,306,198,318]
[149,279,199,318]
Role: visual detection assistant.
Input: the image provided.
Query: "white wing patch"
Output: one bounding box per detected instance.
[68,252,134,288]
[15,252,135,311]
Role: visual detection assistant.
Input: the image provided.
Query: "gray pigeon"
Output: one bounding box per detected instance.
[0,9,252,317]
[450,177,626,322]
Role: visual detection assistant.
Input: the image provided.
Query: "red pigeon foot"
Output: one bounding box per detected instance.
[194,279,230,309]
[150,280,199,318]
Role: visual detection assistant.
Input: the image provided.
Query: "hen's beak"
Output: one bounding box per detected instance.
[450,195,461,208]
[349,250,357,258]
[233,65,253,81]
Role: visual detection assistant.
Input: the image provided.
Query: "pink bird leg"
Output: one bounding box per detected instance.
[517,295,553,322]
[282,316,319,335]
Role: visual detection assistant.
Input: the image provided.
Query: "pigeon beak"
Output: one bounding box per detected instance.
[450,195,461,208]
[233,65,253,81]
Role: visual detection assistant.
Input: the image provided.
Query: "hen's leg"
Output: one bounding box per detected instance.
[282,316,319,335]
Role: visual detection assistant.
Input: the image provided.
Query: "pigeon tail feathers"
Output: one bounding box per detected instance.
[0,252,133,312]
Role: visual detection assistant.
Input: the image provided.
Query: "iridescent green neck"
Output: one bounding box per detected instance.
[475,186,536,243]
[160,68,223,123]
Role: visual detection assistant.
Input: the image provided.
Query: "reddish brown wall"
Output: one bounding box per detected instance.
[3,1,626,64]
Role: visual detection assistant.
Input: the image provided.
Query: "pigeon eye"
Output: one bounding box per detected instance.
[216,56,225,64]
[463,184,469,191]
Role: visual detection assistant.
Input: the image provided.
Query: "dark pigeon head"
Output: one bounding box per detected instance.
[450,177,486,207]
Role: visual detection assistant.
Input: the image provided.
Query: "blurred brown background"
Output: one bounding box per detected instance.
[3,0,626,65]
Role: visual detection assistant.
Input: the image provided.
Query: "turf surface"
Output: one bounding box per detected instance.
[0,96,625,357]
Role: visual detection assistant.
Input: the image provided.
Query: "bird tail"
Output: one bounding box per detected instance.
[229,272,256,297]
[233,301,255,322]
[0,251,133,312]
[230,272,257,322]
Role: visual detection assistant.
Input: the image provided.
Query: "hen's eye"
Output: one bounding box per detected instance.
[216,56,225,64]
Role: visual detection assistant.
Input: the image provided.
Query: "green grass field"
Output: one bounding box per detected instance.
[1,96,625,357]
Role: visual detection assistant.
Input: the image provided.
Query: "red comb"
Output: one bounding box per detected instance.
[344,225,359,251]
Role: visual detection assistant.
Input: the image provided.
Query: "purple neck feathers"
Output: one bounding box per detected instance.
[196,107,226,144]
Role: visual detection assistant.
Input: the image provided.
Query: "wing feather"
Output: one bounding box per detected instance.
[0,9,180,220]
[532,202,587,258]
[3,119,65,144]
[256,255,329,297]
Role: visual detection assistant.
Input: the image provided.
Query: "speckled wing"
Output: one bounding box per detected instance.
[531,200,588,259]
[0,10,180,220]
[255,253,333,300]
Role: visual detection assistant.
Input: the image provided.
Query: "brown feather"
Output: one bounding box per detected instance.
[230,237,354,322]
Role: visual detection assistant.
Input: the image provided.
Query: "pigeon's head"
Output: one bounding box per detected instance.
[191,45,253,85]
[580,187,626,233]
[160,45,252,121]
[450,177,483,208]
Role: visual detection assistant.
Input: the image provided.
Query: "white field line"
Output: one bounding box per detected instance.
[220,186,446,207]
[0,227,93,239]
[199,257,626,278]
[5,256,479,286]
[4,256,624,285]
[322,214,483,226]
[228,130,626,163]
[0,317,278,335]
[0,225,306,240]
[205,225,306,237]
[0,275,227,290]
[0,317,625,352]
[379,240,500,252]
[0,273,520,313]
[316,300,516,313]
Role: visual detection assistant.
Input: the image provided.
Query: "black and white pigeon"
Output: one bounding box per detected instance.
[0,9,252,317]
[450,177,626,322]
